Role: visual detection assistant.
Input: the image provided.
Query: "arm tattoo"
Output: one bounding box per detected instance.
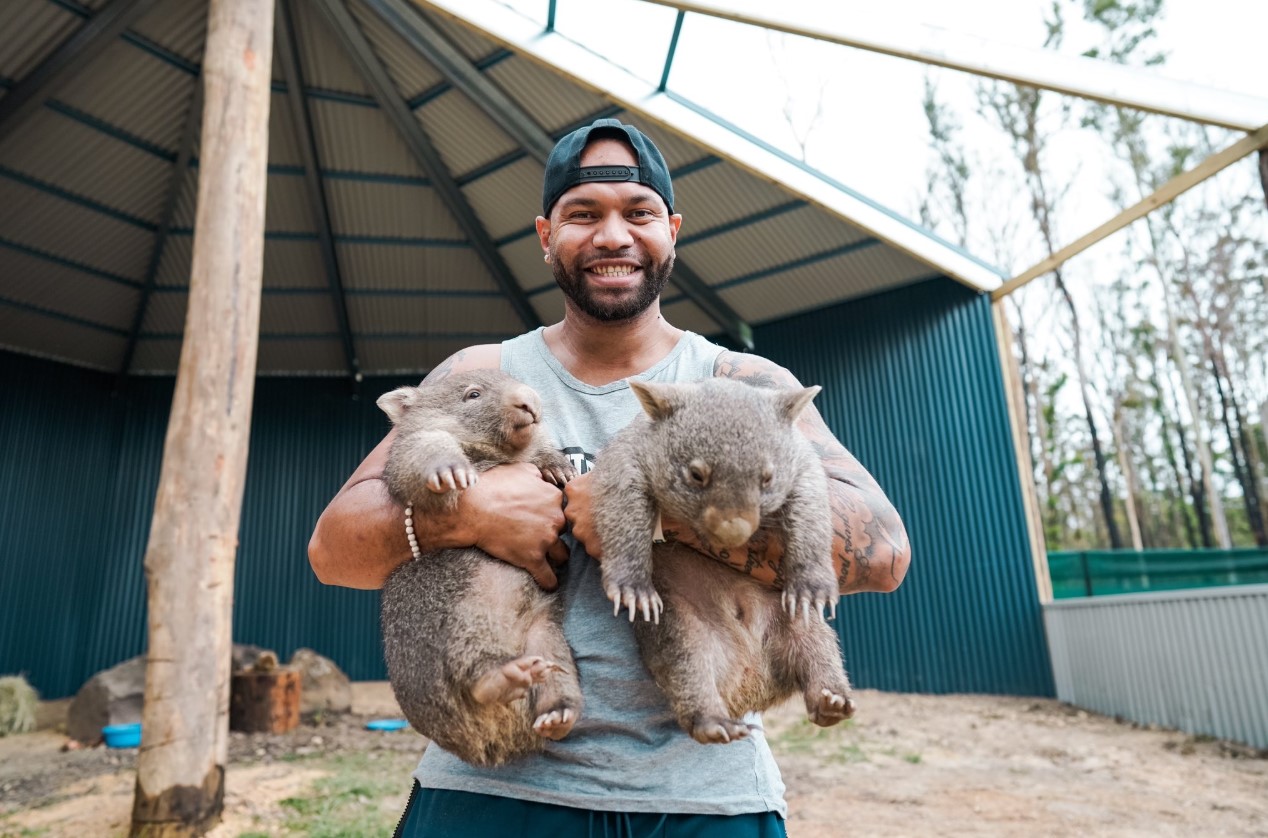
[422,349,465,385]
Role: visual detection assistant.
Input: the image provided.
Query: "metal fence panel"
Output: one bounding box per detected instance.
[1044,585,1268,748]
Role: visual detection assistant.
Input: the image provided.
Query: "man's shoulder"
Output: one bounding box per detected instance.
[711,349,800,388]
[421,344,503,384]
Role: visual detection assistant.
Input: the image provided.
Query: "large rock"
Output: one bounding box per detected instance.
[67,655,145,745]
[289,648,351,715]
[69,643,280,745]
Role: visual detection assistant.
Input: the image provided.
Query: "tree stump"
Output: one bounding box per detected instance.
[229,669,300,733]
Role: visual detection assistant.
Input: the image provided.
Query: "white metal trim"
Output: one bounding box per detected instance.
[415,0,1005,294]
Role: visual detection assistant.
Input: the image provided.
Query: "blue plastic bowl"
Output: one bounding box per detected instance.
[102,722,142,748]
[365,718,409,732]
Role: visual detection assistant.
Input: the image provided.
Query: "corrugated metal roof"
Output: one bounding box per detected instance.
[357,335,511,373]
[0,0,1000,376]
[0,306,123,371]
[0,242,138,327]
[257,337,349,375]
[128,337,182,373]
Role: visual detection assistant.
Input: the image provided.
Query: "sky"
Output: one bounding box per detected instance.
[495,0,1267,280]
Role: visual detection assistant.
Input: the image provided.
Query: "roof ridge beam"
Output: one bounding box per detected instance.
[640,0,1268,132]
[419,0,1002,293]
[369,0,752,348]
[0,0,161,144]
[315,0,541,331]
[277,0,361,384]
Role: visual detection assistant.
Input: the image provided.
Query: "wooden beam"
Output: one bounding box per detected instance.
[373,0,753,347]
[992,123,1268,300]
[638,0,1268,132]
[0,0,160,144]
[316,0,542,331]
[276,0,360,383]
[131,0,274,833]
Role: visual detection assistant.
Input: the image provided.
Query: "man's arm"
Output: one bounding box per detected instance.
[308,345,569,590]
[707,350,911,594]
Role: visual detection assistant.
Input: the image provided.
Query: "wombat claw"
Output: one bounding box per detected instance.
[606,584,664,623]
[781,591,836,624]
[690,716,754,744]
[810,687,855,726]
[532,707,577,740]
[471,655,561,705]
[426,466,479,493]
[540,466,574,486]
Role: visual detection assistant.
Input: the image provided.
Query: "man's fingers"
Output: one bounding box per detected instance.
[547,539,570,566]
[529,559,559,592]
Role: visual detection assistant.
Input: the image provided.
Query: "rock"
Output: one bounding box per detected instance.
[288,649,352,715]
[67,655,146,745]
[232,643,280,673]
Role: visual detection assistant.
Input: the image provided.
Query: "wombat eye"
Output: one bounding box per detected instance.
[685,462,711,487]
[464,388,482,401]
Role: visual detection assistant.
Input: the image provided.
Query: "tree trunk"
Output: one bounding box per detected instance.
[1111,400,1144,550]
[1208,350,1267,545]
[1153,352,1198,549]
[130,1,274,835]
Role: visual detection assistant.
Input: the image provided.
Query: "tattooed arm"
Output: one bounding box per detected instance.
[680,350,911,595]
[308,345,569,591]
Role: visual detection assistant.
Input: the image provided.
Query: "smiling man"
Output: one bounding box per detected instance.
[308,119,910,837]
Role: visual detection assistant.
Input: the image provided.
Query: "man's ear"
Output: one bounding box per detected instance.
[668,213,682,243]
[536,216,551,257]
[629,380,681,421]
[376,386,420,424]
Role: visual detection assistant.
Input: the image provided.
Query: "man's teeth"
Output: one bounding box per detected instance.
[591,265,635,277]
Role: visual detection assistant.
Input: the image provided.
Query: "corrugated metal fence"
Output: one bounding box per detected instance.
[2,278,1053,699]
[1045,585,1268,748]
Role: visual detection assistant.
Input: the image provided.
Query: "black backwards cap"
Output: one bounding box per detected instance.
[542,118,674,216]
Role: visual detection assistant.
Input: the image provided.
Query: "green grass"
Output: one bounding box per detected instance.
[273,751,415,838]
[768,719,867,764]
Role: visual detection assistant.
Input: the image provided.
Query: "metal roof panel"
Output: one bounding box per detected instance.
[358,335,507,375]
[127,0,207,72]
[324,178,466,239]
[257,337,348,375]
[310,97,424,176]
[0,0,83,81]
[414,88,520,177]
[294,0,373,95]
[0,307,122,371]
[347,0,447,100]
[460,155,540,240]
[348,294,522,336]
[0,244,138,329]
[485,55,611,136]
[336,243,498,293]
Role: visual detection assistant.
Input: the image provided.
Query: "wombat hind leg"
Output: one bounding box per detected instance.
[689,714,753,745]
[807,687,856,727]
[471,655,559,706]
[532,707,577,740]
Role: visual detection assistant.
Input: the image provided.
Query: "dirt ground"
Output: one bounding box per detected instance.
[2,684,1265,837]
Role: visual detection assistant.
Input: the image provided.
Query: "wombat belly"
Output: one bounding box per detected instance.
[380,549,560,764]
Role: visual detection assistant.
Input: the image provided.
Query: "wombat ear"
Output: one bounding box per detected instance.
[376,387,419,424]
[777,385,822,423]
[629,380,679,421]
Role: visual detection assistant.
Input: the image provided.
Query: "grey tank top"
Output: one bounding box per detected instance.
[412,327,788,816]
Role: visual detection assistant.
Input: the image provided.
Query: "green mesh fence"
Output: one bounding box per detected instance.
[1048,549,1268,598]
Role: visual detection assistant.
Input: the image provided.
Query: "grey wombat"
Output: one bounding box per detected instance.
[376,370,582,766]
[592,377,855,744]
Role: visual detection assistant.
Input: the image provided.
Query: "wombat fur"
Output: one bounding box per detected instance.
[376,370,581,766]
[591,377,855,744]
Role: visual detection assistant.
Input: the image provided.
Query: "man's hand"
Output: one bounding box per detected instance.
[562,472,603,560]
[460,462,570,590]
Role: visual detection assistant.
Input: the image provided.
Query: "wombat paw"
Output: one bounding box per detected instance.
[604,581,664,623]
[538,464,576,486]
[780,587,838,624]
[807,687,856,727]
[470,656,564,706]
[425,462,479,493]
[532,707,577,740]
[689,715,753,745]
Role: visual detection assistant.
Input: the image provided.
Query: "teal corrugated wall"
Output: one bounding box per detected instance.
[1,277,1052,698]
[753,278,1053,695]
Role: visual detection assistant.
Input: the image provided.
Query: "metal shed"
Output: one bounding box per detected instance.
[0,0,1053,699]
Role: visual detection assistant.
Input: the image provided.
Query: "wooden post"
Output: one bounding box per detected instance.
[130,0,274,835]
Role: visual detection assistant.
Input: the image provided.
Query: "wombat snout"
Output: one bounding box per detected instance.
[505,385,542,426]
[702,507,760,548]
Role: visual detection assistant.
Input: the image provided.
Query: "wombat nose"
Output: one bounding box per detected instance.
[510,387,542,421]
[704,508,758,548]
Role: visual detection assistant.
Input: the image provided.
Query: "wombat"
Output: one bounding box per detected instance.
[376,370,582,766]
[591,377,855,744]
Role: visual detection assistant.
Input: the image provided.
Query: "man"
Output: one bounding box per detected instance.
[309,118,911,836]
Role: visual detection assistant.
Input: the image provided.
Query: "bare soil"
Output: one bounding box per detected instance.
[2,685,1265,837]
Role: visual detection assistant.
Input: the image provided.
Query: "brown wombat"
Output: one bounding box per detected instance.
[591,377,855,744]
[376,370,582,766]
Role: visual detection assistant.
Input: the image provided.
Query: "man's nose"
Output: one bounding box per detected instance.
[592,212,634,249]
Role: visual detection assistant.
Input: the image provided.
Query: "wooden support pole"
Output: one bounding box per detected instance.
[130,0,274,834]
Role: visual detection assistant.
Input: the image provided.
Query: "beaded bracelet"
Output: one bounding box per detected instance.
[404,503,421,560]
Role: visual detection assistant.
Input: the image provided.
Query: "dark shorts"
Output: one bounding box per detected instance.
[394,783,788,838]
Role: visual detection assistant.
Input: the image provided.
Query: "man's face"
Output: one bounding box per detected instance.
[537,138,683,322]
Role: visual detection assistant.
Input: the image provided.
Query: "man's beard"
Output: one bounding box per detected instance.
[552,249,675,322]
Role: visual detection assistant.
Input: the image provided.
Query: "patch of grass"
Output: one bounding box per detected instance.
[903,752,923,764]
[769,719,867,764]
[277,752,412,838]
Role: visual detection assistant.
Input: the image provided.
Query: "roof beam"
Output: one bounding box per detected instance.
[0,0,160,144]
[314,0,541,331]
[116,73,202,381]
[276,0,361,382]
[639,0,1268,132]
[370,0,753,348]
[418,0,1004,293]
[992,122,1268,300]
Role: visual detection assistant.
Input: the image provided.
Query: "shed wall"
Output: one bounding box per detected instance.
[0,278,1052,698]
